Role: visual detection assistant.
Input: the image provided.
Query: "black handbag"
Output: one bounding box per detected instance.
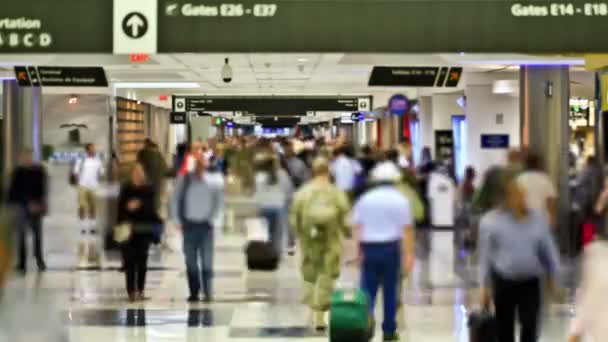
[468,309,497,342]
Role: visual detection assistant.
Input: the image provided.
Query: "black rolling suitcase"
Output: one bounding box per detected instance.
[468,309,497,342]
[245,241,279,271]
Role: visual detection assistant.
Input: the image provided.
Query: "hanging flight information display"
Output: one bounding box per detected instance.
[172,96,372,116]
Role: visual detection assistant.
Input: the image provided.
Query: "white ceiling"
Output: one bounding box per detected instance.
[0,53,588,91]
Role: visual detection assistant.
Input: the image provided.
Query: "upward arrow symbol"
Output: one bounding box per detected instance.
[127,14,144,37]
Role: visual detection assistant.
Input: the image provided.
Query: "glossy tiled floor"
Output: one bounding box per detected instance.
[0,182,576,341]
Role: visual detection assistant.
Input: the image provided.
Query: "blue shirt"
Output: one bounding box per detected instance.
[351,185,412,243]
[479,209,560,287]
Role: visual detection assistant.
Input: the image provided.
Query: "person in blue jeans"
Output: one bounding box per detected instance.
[351,162,415,342]
[172,153,224,302]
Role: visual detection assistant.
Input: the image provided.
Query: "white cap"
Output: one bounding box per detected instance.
[370,161,402,183]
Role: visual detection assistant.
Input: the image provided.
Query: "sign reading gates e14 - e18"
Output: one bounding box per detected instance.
[1,0,112,52]
[157,0,608,53]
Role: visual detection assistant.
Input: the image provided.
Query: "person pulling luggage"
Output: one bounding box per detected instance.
[289,157,350,330]
[351,162,415,341]
[478,168,560,342]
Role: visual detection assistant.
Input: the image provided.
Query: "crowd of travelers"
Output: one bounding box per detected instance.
[2,133,608,341]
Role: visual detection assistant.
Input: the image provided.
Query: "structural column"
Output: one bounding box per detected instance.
[520,66,571,253]
[1,80,43,189]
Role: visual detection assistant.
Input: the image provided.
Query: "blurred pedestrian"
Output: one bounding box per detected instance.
[289,157,350,330]
[72,143,105,266]
[517,152,557,226]
[172,153,223,302]
[137,139,169,211]
[568,240,608,342]
[352,162,416,341]
[117,163,162,302]
[479,169,560,342]
[253,153,293,254]
[8,148,48,273]
[331,145,361,198]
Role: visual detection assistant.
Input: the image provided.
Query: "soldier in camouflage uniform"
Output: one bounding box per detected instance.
[289,157,351,330]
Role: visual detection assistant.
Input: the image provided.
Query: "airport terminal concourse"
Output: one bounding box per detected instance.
[1,1,608,341]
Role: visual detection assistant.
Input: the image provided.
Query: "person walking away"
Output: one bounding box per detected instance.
[117,164,162,302]
[289,157,350,330]
[331,145,361,200]
[137,139,169,212]
[171,154,223,302]
[178,141,202,176]
[351,162,416,341]
[568,240,608,342]
[72,143,105,267]
[516,152,557,227]
[7,149,48,273]
[284,143,311,254]
[253,153,293,255]
[478,169,560,342]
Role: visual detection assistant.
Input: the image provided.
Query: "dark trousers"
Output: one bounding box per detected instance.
[17,210,44,269]
[183,223,214,298]
[360,241,401,335]
[121,235,151,294]
[493,272,541,342]
[261,208,282,253]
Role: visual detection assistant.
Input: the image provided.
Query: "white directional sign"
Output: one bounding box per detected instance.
[358,98,371,112]
[173,97,186,112]
[114,0,157,53]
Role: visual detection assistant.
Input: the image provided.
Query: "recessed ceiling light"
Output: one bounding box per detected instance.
[297,58,308,63]
[113,82,201,89]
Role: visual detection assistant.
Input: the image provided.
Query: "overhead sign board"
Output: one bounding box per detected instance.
[14,66,108,87]
[172,96,373,116]
[481,134,510,149]
[7,1,608,54]
[1,0,112,53]
[157,0,608,53]
[369,67,462,87]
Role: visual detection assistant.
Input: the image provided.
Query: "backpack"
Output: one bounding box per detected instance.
[301,187,342,232]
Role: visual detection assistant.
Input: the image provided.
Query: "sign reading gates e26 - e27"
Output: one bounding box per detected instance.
[1,0,112,53]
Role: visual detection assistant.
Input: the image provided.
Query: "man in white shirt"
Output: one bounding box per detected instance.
[330,146,361,195]
[72,143,105,265]
[516,153,557,226]
[351,162,415,341]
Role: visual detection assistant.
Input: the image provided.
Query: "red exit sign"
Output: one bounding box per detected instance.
[129,53,149,63]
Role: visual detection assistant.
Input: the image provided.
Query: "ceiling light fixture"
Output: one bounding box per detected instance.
[297,58,308,63]
[68,95,79,105]
[113,82,201,89]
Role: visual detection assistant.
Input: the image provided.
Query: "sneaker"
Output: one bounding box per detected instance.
[128,293,138,303]
[37,262,47,272]
[286,247,296,256]
[383,333,400,341]
[187,295,200,303]
[313,311,327,331]
[202,295,213,303]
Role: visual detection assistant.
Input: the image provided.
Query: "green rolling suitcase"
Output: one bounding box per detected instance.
[329,288,370,342]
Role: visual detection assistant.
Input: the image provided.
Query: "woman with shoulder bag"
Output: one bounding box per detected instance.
[116,163,162,302]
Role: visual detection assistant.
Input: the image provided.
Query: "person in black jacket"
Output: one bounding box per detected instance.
[7,149,48,274]
[117,163,162,302]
